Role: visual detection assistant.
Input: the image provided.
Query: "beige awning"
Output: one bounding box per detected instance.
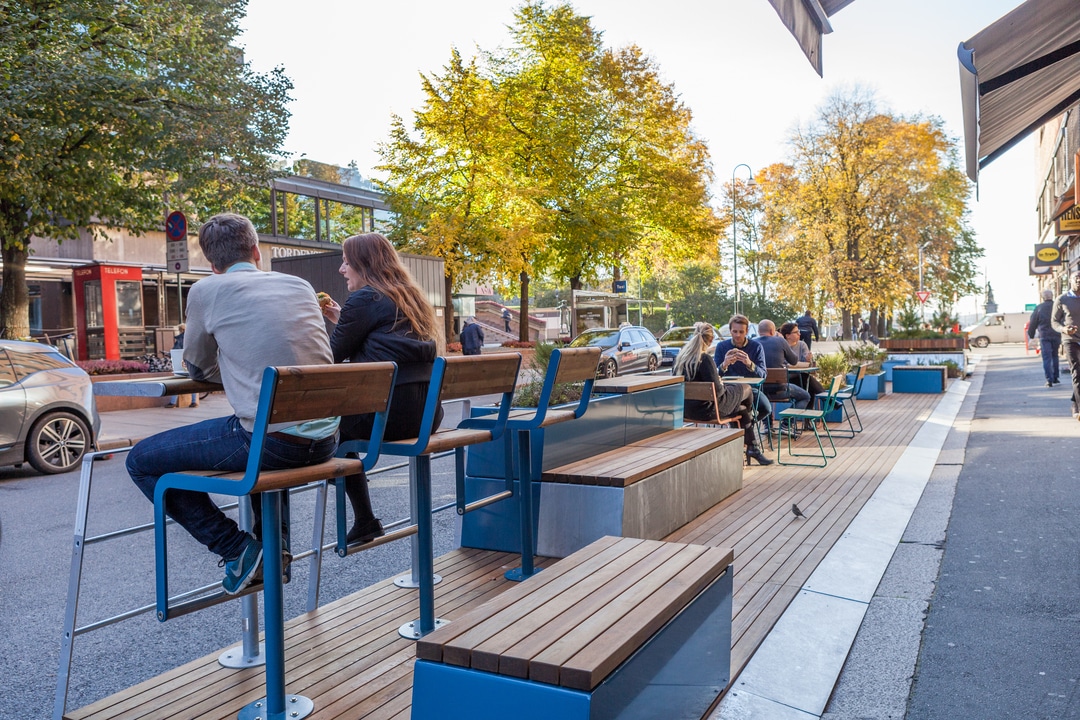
[959,0,1080,182]
[764,0,857,76]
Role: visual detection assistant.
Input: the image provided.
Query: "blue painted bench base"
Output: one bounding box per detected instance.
[892,365,947,393]
[411,567,733,720]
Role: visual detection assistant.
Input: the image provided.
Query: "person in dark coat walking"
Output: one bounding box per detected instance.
[502,307,512,333]
[795,310,820,350]
[460,317,484,355]
[1052,273,1080,418]
[1028,288,1060,387]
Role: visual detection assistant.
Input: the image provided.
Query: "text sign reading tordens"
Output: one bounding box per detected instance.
[165,211,189,273]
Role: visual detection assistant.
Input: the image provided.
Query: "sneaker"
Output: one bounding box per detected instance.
[1046,381,1054,387]
[346,518,385,545]
[220,538,263,595]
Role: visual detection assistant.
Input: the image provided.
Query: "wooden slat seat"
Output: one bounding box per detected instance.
[412,536,734,720]
[541,427,741,487]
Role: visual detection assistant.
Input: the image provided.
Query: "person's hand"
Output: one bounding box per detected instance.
[1069,324,1078,335]
[321,298,342,324]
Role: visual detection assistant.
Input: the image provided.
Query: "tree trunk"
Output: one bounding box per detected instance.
[518,270,530,343]
[841,309,852,341]
[443,273,454,344]
[1,243,30,339]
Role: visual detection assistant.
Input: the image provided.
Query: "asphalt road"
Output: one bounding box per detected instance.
[905,350,1080,719]
[0,449,463,720]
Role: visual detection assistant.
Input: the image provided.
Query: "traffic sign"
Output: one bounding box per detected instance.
[916,290,931,304]
[165,211,189,273]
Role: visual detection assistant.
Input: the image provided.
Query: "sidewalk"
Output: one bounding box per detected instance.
[97,391,234,445]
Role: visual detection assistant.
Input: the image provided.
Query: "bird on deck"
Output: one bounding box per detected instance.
[792,503,808,519]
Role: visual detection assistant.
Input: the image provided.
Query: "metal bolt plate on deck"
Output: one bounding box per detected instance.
[393,572,441,589]
[238,694,314,720]
[399,618,449,640]
[219,641,266,668]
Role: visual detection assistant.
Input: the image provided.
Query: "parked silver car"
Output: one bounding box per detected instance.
[0,340,101,474]
[568,326,662,378]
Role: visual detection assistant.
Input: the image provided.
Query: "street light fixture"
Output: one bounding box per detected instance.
[731,164,756,317]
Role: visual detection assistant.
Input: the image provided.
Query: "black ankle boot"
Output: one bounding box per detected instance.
[346,518,385,545]
[746,446,774,466]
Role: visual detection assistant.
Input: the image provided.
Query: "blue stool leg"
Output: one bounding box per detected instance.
[239,491,312,720]
[506,428,539,582]
[399,454,448,639]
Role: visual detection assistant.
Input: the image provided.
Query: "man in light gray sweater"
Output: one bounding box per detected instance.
[127,213,339,595]
[1052,273,1080,419]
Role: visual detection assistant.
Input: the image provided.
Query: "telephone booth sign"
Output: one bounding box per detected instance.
[72,263,145,360]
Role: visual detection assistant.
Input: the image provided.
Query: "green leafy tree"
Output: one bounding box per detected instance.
[0,0,292,338]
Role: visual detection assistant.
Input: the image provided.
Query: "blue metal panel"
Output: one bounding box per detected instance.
[460,476,542,553]
[892,367,945,393]
[881,360,908,382]
[591,568,733,720]
[846,371,883,400]
[412,660,592,720]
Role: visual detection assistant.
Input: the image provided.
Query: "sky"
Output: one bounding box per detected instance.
[238,0,1040,318]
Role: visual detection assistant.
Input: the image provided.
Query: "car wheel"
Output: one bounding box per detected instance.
[27,411,90,474]
[647,355,658,372]
[972,336,990,348]
[603,359,618,378]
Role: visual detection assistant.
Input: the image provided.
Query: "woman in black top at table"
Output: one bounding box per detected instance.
[672,322,772,466]
[321,233,445,544]
[780,322,825,397]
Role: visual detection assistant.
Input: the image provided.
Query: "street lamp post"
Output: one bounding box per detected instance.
[918,241,930,324]
[731,164,754,317]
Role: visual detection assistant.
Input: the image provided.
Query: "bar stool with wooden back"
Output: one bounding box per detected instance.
[338,353,522,640]
[463,346,601,581]
[152,361,398,720]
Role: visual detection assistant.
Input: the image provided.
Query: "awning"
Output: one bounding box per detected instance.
[764,0,857,76]
[959,0,1080,182]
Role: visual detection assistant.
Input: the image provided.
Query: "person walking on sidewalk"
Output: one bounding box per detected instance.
[1028,288,1060,387]
[1052,273,1080,418]
[460,317,484,355]
[796,310,820,350]
[127,213,339,595]
[502,306,512,333]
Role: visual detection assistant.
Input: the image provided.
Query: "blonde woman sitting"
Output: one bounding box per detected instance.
[672,322,773,466]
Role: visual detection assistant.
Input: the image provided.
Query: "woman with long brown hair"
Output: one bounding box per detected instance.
[321,233,445,544]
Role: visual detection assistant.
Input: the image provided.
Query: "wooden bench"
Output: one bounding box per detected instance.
[536,426,743,557]
[892,364,948,393]
[412,535,734,720]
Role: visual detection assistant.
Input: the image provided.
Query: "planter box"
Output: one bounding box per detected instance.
[816,395,844,423]
[846,371,885,400]
[882,360,908,382]
[879,337,967,351]
[892,365,947,393]
[461,384,682,553]
[91,372,182,411]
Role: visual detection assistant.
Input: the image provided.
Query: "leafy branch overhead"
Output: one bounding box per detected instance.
[0,0,293,338]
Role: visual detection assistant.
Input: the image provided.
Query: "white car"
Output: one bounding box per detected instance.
[0,340,101,474]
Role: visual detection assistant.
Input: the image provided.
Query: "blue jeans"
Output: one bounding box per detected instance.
[1039,338,1061,382]
[787,382,811,410]
[127,415,337,559]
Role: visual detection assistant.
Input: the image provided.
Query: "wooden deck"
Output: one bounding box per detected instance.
[66,387,943,720]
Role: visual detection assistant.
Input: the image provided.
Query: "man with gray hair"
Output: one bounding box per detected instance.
[127,213,339,595]
[1028,287,1060,387]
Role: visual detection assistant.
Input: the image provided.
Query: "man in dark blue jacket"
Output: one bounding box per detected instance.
[796,310,820,349]
[714,314,770,427]
[460,317,484,355]
[1028,288,1060,387]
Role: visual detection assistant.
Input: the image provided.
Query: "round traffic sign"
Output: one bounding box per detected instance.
[166,211,187,241]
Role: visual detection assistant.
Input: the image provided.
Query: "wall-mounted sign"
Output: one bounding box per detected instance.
[1029,256,1053,275]
[612,279,627,293]
[1056,204,1080,234]
[1034,243,1062,266]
